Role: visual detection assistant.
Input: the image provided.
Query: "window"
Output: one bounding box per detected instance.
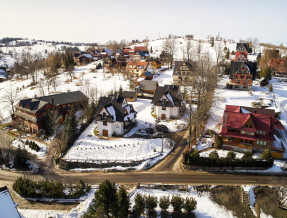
[240,75,244,79]
[260,141,263,145]
[241,130,245,134]
[103,121,107,126]
[240,139,243,144]
[162,107,166,110]
[264,141,267,146]
[249,141,253,145]
[257,140,260,145]
[250,132,254,136]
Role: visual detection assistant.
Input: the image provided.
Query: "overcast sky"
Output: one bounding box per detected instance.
[1,0,287,45]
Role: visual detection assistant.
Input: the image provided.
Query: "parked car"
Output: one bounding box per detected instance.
[136,129,148,137]
[152,132,163,138]
[155,124,168,133]
[145,128,154,134]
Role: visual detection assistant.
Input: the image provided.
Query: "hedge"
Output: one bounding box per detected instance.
[184,154,273,168]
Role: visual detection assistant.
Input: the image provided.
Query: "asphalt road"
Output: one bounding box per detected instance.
[1,128,287,187]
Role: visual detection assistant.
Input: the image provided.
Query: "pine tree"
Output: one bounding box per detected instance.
[43,111,55,136]
[159,196,170,211]
[117,186,130,218]
[257,52,262,62]
[215,135,223,149]
[209,150,219,160]
[132,193,145,217]
[225,49,230,59]
[145,195,157,218]
[150,46,153,53]
[183,197,197,214]
[242,151,253,162]
[262,66,272,81]
[226,151,236,160]
[93,180,118,218]
[269,84,273,92]
[67,107,78,145]
[171,195,184,213]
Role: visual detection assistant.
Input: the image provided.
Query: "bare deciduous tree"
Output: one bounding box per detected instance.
[163,34,177,69]
[4,87,21,114]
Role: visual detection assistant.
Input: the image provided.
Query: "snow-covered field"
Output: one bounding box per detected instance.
[63,121,174,169]
[11,138,48,158]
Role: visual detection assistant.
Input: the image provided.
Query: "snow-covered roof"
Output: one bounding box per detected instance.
[82,54,92,58]
[0,187,20,218]
[165,93,174,106]
[106,105,116,121]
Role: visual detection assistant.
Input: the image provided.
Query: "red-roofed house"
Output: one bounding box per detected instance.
[134,46,148,52]
[234,52,248,62]
[219,105,285,159]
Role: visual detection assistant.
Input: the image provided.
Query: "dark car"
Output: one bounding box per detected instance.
[145,128,154,134]
[155,125,168,133]
[152,132,163,138]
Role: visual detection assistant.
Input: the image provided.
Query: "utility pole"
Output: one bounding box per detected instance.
[161,131,164,154]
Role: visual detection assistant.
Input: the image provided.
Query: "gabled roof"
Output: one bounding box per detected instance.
[236,43,248,51]
[17,98,48,114]
[152,85,182,107]
[173,61,194,75]
[134,46,148,52]
[96,95,137,122]
[153,59,161,65]
[138,80,158,91]
[229,61,257,79]
[38,91,88,106]
[119,91,137,98]
[0,186,20,218]
[127,61,149,68]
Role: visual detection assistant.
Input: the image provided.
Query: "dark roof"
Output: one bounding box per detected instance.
[17,98,48,114]
[230,61,257,80]
[0,186,20,218]
[119,91,137,98]
[95,95,136,122]
[143,71,153,77]
[173,61,194,75]
[38,91,88,106]
[259,78,268,83]
[139,80,158,91]
[152,85,182,107]
[153,59,161,65]
[236,43,248,51]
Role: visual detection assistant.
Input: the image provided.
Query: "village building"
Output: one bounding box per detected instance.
[0,186,21,218]
[220,105,286,159]
[227,61,257,90]
[119,91,137,102]
[236,43,248,52]
[12,91,88,135]
[74,53,94,66]
[95,95,137,137]
[152,58,162,70]
[126,61,154,77]
[136,71,153,81]
[136,80,159,97]
[173,61,194,86]
[152,85,182,120]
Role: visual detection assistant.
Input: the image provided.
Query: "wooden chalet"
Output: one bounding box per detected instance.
[173,61,194,86]
[12,91,88,135]
[270,58,287,76]
[220,105,286,159]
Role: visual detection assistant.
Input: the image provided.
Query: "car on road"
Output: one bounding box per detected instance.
[155,124,168,133]
[136,129,149,137]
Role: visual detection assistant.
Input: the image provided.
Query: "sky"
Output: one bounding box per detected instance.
[1,0,287,45]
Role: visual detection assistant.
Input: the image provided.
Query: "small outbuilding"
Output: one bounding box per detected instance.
[259,78,269,87]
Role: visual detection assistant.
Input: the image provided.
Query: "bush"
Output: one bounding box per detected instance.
[171,195,184,213]
[226,151,236,160]
[145,195,157,217]
[132,193,145,217]
[159,196,170,211]
[242,151,253,162]
[260,149,272,161]
[183,197,197,214]
[209,150,219,160]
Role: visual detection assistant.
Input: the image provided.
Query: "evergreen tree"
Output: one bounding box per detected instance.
[269,84,273,92]
[226,151,236,160]
[14,146,29,169]
[159,196,170,211]
[190,149,200,160]
[231,50,235,55]
[145,195,157,218]
[150,46,153,53]
[260,149,272,161]
[262,66,272,81]
[210,37,214,47]
[43,111,55,136]
[132,193,145,217]
[84,102,96,123]
[209,150,219,160]
[171,195,184,213]
[118,85,123,95]
[117,186,130,218]
[67,107,78,145]
[225,49,230,59]
[257,52,262,62]
[96,62,102,69]
[215,135,223,149]
[93,180,118,218]
[242,151,253,162]
[183,197,197,214]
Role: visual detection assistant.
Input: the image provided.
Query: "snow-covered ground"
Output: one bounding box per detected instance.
[11,137,48,158]
[130,187,234,218]
[63,122,174,170]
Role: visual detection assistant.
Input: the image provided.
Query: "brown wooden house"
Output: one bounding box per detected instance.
[12,91,88,135]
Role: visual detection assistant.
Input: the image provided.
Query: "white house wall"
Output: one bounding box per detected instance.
[171,106,179,117]
[155,106,179,120]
